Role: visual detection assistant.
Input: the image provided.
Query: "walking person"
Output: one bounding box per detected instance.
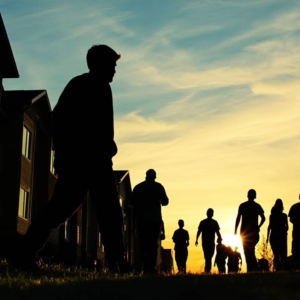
[266,199,288,271]
[195,208,222,273]
[172,219,190,274]
[131,169,169,275]
[9,44,130,274]
[214,237,228,274]
[288,194,300,270]
[227,246,242,273]
[234,189,265,272]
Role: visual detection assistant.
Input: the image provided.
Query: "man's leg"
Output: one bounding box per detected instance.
[89,161,129,273]
[175,251,181,273]
[10,172,88,270]
[137,225,147,273]
[181,249,187,274]
[143,223,161,274]
[203,243,215,273]
[292,239,300,270]
[243,241,257,272]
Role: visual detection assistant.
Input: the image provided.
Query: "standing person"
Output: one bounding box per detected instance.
[131,169,169,275]
[234,189,265,272]
[214,237,228,274]
[172,219,190,274]
[288,194,300,270]
[266,199,288,271]
[227,246,242,273]
[195,208,222,273]
[9,44,130,274]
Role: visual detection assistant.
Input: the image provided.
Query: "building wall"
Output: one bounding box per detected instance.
[0,108,23,240]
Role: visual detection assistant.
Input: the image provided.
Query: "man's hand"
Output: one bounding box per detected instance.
[195,240,198,246]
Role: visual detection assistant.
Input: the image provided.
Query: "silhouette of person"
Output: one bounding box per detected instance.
[234,189,265,272]
[214,237,228,274]
[172,219,190,274]
[195,208,221,273]
[266,199,288,271]
[160,220,166,240]
[227,246,242,273]
[9,45,130,274]
[288,194,300,270]
[131,169,169,275]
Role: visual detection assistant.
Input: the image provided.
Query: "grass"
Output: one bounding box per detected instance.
[1,260,300,300]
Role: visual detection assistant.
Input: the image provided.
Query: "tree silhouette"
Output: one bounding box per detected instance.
[255,234,274,271]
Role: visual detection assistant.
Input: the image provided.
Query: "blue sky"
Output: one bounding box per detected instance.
[2,0,300,272]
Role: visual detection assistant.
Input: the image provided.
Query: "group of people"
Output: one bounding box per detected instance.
[171,188,300,274]
[5,44,300,277]
[171,209,242,274]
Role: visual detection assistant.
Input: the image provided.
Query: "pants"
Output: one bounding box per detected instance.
[270,233,287,270]
[292,237,300,269]
[137,222,161,274]
[242,233,259,272]
[21,159,125,268]
[175,248,188,273]
[202,243,215,273]
[216,261,226,273]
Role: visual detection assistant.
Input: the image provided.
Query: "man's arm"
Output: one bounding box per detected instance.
[285,214,289,232]
[289,206,295,224]
[266,215,271,243]
[160,186,169,206]
[172,231,176,243]
[195,225,201,246]
[234,212,241,235]
[258,212,266,230]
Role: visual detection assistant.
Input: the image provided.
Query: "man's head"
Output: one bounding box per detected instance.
[178,219,184,228]
[86,44,120,82]
[146,169,156,180]
[207,208,214,218]
[247,189,256,201]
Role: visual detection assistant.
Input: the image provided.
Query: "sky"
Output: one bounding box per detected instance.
[1,0,300,273]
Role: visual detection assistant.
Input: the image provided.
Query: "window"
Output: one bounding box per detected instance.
[50,149,55,173]
[18,188,29,219]
[76,225,81,245]
[22,126,31,159]
[98,232,104,252]
[65,219,71,241]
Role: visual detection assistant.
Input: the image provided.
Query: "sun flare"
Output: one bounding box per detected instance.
[221,234,243,252]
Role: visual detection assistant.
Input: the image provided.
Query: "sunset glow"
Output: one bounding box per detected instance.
[2,1,300,273]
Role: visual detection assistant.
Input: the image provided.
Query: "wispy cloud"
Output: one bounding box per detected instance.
[2,0,300,272]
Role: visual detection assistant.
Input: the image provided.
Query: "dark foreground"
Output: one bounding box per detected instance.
[1,265,300,300]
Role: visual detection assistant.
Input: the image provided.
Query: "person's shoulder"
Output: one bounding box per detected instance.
[289,202,300,213]
[154,181,165,188]
[239,201,248,208]
[198,219,205,226]
[254,201,263,209]
[133,180,146,189]
[68,73,89,84]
